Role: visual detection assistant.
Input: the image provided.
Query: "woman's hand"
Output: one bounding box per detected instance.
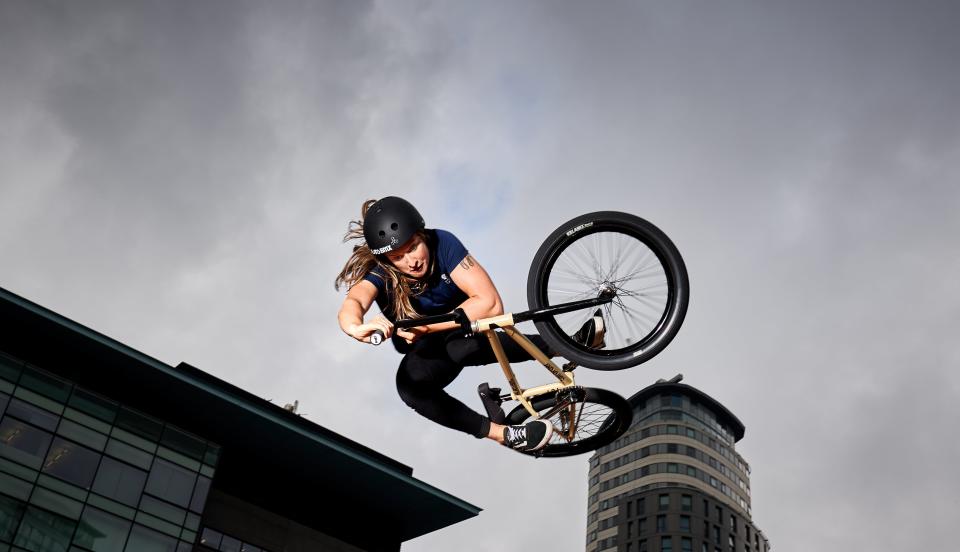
[347,315,394,343]
[395,325,428,345]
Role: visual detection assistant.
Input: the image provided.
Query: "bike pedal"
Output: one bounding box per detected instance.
[478,382,507,425]
[562,361,578,372]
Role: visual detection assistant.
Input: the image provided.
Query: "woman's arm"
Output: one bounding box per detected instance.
[338,280,393,343]
[395,254,503,341]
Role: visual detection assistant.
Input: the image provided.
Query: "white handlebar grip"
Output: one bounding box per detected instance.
[370,330,385,345]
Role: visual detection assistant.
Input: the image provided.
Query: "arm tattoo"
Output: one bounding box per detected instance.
[459,254,477,271]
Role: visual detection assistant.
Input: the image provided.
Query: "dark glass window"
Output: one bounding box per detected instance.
[57,418,108,451]
[199,527,223,548]
[145,459,197,508]
[125,524,178,552]
[667,443,678,454]
[681,537,693,552]
[73,507,131,552]
[0,416,53,469]
[68,388,118,424]
[93,456,148,507]
[0,354,23,383]
[656,515,666,532]
[6,399,58,431]
[730,514,737,532]
[639,539,648,552]
[42,437,101,488]
[19,368,71,402]
[0,494,27,542]
[639,517,647,533]
[658,494,669,510]
[14,506,76,552]
[0,392,9,415]
[661,536,673,552]
[680,516,690,532]
[221,535,242,551]
[681,495,692,511]
[116,408,163,441]
[161,426,206,461]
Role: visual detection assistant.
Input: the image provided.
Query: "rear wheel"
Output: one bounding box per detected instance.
[527,211,689,370]
[506,387,632,457]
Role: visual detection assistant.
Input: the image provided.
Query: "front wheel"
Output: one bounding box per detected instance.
[506,387,632,458]
[527,211,689,370]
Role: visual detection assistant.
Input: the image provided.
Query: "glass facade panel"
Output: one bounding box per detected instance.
[116,410,163,442]
[145,460,196,509]
[5,400,58,432]
[221,535,242,552]
[28,488,83,520]
[42,439,100,489]
[67,390,117,425]
[0,495,26,542]
[56,420,107,452]
[73,507,131,552]
[198,527,222,548]
[0,417,53,469]
[18,370,71,404]
[14,506,76,552]
[104,440,153,471]
[92,457,147,508]
[125,524,177,552]
[0,352,219,552]
[189,476,211,514]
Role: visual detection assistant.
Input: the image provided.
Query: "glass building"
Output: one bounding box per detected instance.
[1,356,215,552]
[1,286,479,552]
[585,376,770,552]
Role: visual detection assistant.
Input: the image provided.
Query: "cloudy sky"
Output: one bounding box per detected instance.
[2,1,959,550]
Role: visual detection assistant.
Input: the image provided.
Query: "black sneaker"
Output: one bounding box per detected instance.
[502,420,553,452]
[572,309,606,349]
[478,383,507,425]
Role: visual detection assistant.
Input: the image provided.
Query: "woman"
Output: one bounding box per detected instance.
[336,197,603,453]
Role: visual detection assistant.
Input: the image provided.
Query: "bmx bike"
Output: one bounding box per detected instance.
[375,211,689,457]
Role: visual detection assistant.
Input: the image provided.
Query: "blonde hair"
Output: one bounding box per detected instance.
[334,199,426,320]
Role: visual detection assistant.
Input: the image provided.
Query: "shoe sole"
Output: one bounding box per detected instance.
[527,421,554,451]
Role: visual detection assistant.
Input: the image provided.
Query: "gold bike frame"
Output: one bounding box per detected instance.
[475,313,580,441]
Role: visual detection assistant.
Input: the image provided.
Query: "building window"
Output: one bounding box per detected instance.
[715,506,722,521]
[73,507,132,551]
[145,458,198,508]
[681,537,693,552]
[703,499,709,516]
[42,437,100,488]
[638,497,646,514]
[681,495,692,511]
[640,517,647,533]
[730,514,737,533]
[628,521,634,538]
[0,416,53,469]
[661,536,673,552]
[657,515,667,533]
[640,539,648,552]
[659,494,669,511]
[680,516,691,532]
[13,506,76,551]
[714,526,721,544]
[728,535,736,552]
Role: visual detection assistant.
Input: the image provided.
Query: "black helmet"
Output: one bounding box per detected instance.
[363,196,425,255]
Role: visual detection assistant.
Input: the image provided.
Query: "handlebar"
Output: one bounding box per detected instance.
[367,294,615,346]
[368,309,469,346]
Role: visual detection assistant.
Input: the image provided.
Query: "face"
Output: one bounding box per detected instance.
[385,234,430,278]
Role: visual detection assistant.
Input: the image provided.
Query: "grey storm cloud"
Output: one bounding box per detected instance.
[2,1,960,551]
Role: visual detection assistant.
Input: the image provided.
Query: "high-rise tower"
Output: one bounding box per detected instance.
[586,376,770,552]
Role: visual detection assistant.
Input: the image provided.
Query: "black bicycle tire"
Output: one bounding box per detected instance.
[526,211,689,370]
[505,387,632,458]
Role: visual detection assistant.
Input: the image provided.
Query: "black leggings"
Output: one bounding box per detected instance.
[395,331,550,438]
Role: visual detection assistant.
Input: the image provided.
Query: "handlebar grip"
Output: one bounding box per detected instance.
[370,330,385,346]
